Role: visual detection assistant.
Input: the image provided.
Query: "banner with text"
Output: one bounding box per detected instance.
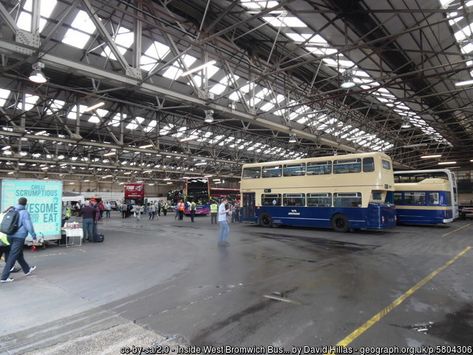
[0,179,63,240]
[124,183,145,200]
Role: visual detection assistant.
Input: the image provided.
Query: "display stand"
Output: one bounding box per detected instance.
[61,221,83,247]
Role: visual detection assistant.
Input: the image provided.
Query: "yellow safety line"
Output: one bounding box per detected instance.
[441,223,471,238]
[326,246,471,353]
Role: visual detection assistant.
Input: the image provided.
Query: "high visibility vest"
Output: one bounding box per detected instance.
[190,202,196,211]
[65,208,72,218]
[210,204,218,213]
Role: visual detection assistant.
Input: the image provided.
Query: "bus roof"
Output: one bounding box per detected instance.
[394,169,453,176]
[242,151,391,168]
[395,178,450,191]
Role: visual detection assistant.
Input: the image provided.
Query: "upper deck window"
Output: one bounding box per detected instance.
[262,165,282,178]
[242,167,261,179]
[363,157,375,172]
[307,161,332,175]
[333,159,361,174]
[283,163,306,177]
[382,160,391,170]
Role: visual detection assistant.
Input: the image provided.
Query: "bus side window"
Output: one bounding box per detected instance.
[262,194,281,206]
[306,161,332,175]
[262,165,282,178]
[444,192,452,206]
[283,194,305,206]
[334,193,362,208]
[243,167,261,179]
[363,157,375,172]
[429,192,440,205]
[404,192,425,205]
[394,192,403,205]
[333,159,361,174]
[307,193,332,207]
[382,160,391,170]
[283,164,306,177]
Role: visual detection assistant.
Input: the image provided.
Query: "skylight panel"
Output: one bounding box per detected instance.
[306,47,338,56]
[210,74,240,95]
[126,116,145,130]
[159,124,174,136]
[454,24,473,42]
[241,0,279,10]
[262,16,307,28]
[62,10,96,49]
[172,126,187,138]
[107,113,123,126]
[67,104,88,120]
[461,42,473,54]
[101,27,134,60]
[189,64,220,88]
[144,120,157,133]
[17,0,57,32]
[17,94,39,111]
[0,89,11,107]
[141,42,171,71]
[89,108,108,123]
[46,99,65,115]
[162,55,197,79]
[260,102,275,111]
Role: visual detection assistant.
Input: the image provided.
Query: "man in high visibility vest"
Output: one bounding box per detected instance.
[210,201,218,224]
[178,200,185,220]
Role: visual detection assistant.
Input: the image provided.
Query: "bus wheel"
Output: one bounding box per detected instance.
[259,213,272,227]
[331,214,349,232]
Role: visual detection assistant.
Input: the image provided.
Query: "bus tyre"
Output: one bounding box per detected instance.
[332,214,349,233]
[259,213,272,227]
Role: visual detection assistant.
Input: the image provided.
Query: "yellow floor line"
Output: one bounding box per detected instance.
[326,246,471,353]
[441,223,471,238]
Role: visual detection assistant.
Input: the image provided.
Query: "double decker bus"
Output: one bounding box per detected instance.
[394,169,458,224]
[184,178,210,215]
[240,152,396,232]
[210,187,240,201]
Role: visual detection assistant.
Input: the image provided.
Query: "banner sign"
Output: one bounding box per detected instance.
[124,183,145,200]
[0,179,63,240]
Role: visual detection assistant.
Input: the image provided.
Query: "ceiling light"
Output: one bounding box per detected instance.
[438,161,456,165]
[180,136,196,142]
[289,133,297,143]
[421,154,442,159]
[166,181,172,184]
[7,171,14,175]
[84,179,90,182]
[204,109,214,123]
[84,102,105,112]
[401,123,411,128]
[104,151,115,156]
[29,62,47,84]
[340,70,355,89]
[180,60,217,76]
[163,177,171,181]
[2,145,11,150]
[139,144,154,149]
[195,162,207,166]
[454,79,473,87]
[102,175,113,178]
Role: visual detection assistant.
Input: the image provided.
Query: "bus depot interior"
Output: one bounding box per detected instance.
[1,0,473,353]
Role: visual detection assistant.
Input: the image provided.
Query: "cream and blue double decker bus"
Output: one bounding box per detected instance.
[240,152,396,232]
[394,169,458,225]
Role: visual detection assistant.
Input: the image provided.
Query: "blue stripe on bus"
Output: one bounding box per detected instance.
[396,208,453,225]
[244,203,396,230]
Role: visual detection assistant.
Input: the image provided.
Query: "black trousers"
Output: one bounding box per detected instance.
[190,210,195,222]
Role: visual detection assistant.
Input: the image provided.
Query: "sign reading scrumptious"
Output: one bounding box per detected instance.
[124,183,145,200]
[0,179,63,240]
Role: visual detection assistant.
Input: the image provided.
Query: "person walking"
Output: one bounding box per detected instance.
[162,201,168,216]
[210,200,218,224]
[121,201,127,218]
[177,200,185,221]
[134,204,142,221]
[148,203,156,220]
[80,201,96,242]
[190,200,196,223]
[1,198,37,283]
[157,200,161,217]
[105,201,112,218]
[217,198,230,246]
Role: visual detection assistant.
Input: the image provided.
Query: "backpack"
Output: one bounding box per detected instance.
[0,208,20,235]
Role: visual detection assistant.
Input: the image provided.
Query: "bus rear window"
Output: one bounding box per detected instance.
[404,192,425,205]
[262,194,281,206]
[334,193,362,207]
[382,160,391,170]
[283,163,306,177]
[394,192,403,204]
[307,193,332,207]
[363,157,375,172]
[307,161,332,175]
[333,159,361,174]
[242,167,261,179]
[283,194,305,206]
[372,191,383,201]
[262,165,282,178]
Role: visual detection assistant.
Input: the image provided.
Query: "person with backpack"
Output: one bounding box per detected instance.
[1,197,37,283]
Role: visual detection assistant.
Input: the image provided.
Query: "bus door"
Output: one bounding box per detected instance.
[242,192,256,221]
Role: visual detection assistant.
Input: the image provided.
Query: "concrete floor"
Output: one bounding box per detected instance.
[0,213,472,354]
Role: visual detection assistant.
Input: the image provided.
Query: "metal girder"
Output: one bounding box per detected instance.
[0,38,358,154]
[0,2,19,33]
[80,0,142,79]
